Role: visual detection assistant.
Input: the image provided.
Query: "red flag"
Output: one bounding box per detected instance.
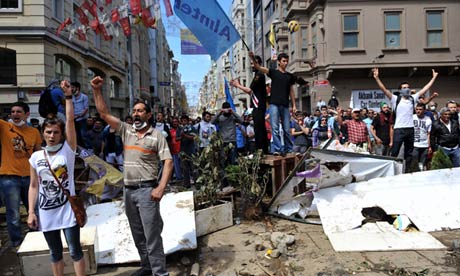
[75,7,89,25]
[163,0,173,17]
[119,17,131,36]
[89,2,98,18]
[106,0,112,4]
[99,24,112,41]
[76,29,87,41]
[90,19,100,34]
[111,8,120,23]
[141,8,156,29]
[130,0,142,15]
[81,1,91,12]
[56,18,72,36]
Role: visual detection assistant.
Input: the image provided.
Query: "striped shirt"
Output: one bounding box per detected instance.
[116,122,172,185]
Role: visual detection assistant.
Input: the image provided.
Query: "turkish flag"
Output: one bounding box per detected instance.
[89,2,98,18]
[76,29,87,41]
[119,17,131,36]
[106,0,112,5]
[90,19,100,34]
[56,18,72,36]
[75,7,89,25]
[141,8,156,29]
[130,0,142,15]
[111,8,120,23]
[99,24,112,41]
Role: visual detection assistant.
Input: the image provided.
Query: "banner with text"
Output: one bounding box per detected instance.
[350,89,390,111]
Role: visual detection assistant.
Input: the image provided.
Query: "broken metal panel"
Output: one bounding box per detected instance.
[86,191,196,264]
[314,168,460,251]
[268,149,404,223]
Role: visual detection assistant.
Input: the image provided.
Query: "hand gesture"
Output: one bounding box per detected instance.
[27,213,38,230]
[90,76,104,91]
[229,79,240,87]
[432,69,438,78]
[432,92,439,98]
[372,68,379,79]
[248,51,255,62]
[60,80,72,96]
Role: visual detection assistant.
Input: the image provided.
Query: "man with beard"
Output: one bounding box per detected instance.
[230,54,269,154]
[371,102,394,156]
[86,118,105,157]
[91,76,173,276]
[0,102,42,247]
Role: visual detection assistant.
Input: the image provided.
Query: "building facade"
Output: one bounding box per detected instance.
[282,0,460,112]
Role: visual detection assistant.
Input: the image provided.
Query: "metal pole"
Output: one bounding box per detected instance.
[127,35,134,113]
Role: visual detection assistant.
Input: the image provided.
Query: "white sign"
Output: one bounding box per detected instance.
[350,89,390,111]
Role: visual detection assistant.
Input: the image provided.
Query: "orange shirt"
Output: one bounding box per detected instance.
[0,120,42,176]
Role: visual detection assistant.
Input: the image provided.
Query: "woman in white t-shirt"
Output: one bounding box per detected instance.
[27,80,86,276]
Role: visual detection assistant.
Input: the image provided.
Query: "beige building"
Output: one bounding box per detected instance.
[281,0,460,112]
[0,0,154,119]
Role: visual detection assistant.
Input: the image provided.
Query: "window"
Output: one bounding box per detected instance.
[110,77,120,98]
[94,32,101,49]
[290,30,295,57]
[0,48,17,85]
[55,58,71,81]
[384,12,402,48]
[53,0,64,20]
[426,10,445,48]
[242,57,246,71]
[342,13,360,48]
[311,21,317,46]
[0,0,22,12]
[301,27,308,58]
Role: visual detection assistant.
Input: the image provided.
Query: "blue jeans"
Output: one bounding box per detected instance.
[0,175,30,246]
[391,128,414,163]
[440,146,460,167]
[43,225,83,263]
[75,119,90,148]
[124,186,168,276]
[269,104,293,153]
[172,153,182,180]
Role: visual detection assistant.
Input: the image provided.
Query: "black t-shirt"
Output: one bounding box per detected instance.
[372,114,392,145]
[249,71,267,109]
[268,68,295,107]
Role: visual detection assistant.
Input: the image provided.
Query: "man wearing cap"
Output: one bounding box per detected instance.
[337,107,371,152]
[370,102,393,156]
[373,68,438,167]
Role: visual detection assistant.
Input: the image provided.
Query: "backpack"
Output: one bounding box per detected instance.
[38,80,60,118]
[394,95,415,120]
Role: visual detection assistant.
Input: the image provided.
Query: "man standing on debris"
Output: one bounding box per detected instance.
[337,107,372,152]
[249,51,297,155]
[91,76,173,276]
[372,68,438,165]
[230,54,269,154]
[412,103,432,171]
[0,102,42,247]
[430,107,460,167]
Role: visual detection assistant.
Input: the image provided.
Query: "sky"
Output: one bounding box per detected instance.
[163,0,233,107]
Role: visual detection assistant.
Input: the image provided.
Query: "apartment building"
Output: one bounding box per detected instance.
[283,0,460,112]
[0,1,158,120]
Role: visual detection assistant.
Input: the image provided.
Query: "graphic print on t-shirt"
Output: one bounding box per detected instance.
[38,156,69,210]
[9,126,31,158]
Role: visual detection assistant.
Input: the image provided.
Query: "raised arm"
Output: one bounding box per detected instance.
[61,80,77,151]
[372,68,393,100]
[249,51,269,74]
[90,76,120,130]
[418,69,439,97]
[230,79,252,95]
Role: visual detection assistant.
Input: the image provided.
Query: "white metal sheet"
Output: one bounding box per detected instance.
[86,191,196,264]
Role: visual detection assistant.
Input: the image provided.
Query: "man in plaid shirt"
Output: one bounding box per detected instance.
[337,107,372,152]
